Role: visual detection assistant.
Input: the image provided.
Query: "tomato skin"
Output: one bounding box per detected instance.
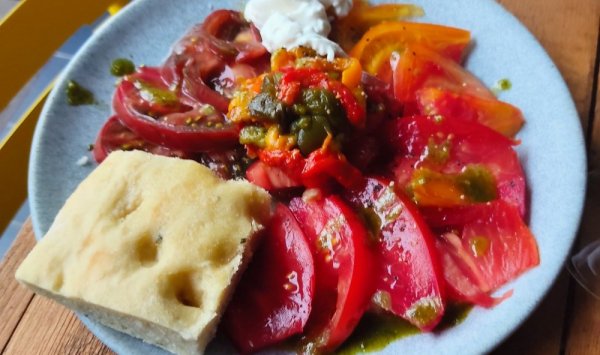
[385,115,527,217]
[93,116,189,163]
[345,177,445,330]
[289,196,376,352]
[421,201,539,307]
[113,68,241,152]
[223,204,314,353]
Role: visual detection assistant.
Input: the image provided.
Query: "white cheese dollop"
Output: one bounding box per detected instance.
[244,0,352,60]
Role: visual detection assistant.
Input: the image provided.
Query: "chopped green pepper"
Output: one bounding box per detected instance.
[249,93,286,123]
[297,115,330,156]
[300,88,345,130]
[239,126,267,148]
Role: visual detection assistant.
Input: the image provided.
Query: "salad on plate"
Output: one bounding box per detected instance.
[89,0,539,353]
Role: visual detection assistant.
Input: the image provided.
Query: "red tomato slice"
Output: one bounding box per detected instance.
[386,115,527,217]
[421,201,539,307]
[289,196,375,352]
[92,116,189,163]
[393,43,495,105]
[416,86,525,138]
[345,177,445,330]
[223,204,314,353]
[113,67,241,152]
[246,160,302,191]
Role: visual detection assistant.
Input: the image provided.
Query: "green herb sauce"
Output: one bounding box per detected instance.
[135,81,179,106]
[110,58,135,76]
[338,313,419,354]
[456,165,498,203]
[436,303,473,330]
[66,80,95,106]
[492,78,512,94]
[337,304,473,354]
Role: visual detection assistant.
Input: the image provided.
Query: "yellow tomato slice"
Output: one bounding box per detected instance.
[331,2,424,52]
[350,22,471,76]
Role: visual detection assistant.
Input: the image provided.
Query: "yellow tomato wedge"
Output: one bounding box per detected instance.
[350,22,471,76]
[331,2,424,52]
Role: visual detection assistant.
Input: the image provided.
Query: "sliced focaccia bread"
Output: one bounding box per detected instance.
[16,150,272,355]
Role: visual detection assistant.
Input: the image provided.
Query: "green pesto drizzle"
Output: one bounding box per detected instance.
[110,58,135,76]
[337,313,419,354]
[492,78,512,95]
[66,80,95,106]
[436,303,473,330]
[337,304,473,354]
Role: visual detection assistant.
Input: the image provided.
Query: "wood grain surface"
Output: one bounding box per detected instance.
[0,0,599,354]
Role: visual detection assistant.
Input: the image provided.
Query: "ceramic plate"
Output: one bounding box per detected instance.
[28,0,587,353]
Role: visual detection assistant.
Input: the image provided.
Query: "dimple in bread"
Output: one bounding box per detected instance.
[15,150,272,355]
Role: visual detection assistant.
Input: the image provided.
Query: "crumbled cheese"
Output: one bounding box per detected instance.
[245,0,352,60]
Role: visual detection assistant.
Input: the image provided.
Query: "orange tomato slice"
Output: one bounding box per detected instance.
[417,87,525,138]
[331,2,424,52]
[350,22,471,76]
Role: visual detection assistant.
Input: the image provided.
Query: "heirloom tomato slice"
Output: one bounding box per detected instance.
[345,177,445,330]
[92,116,188,163]
[113,67,241,152]
[331,2,425,52]
[393,43,495,105]
[289,196,375,352]
[416,86,525,138]
[350,22,470,77]
[386,115,527,217]
[223,204,315,353]
[421,201,539,307]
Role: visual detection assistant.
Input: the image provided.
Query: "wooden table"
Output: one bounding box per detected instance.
[1,0,599,354]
